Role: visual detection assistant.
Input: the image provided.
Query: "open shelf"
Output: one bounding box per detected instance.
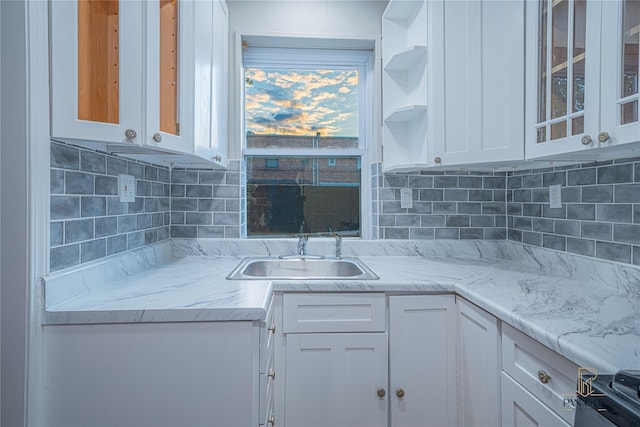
[385,45,427,72]
[383,0,423,22]
[384,105,427,123]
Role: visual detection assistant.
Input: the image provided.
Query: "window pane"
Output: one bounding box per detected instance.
[622,0,639,100]
[538,0,548,124]
[622,100,639,124]
[550,121,567,140]
[537,126,547,144]
[551,0,568,119]
[246,156,361,237]
[572,115,584,135]
[245,68,359,145]
[78,0,119,124]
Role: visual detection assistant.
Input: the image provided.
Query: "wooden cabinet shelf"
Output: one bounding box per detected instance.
[384,45,427,72]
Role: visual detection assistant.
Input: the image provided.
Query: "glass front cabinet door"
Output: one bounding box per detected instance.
[526,0,640,160]
[51,0,197,155]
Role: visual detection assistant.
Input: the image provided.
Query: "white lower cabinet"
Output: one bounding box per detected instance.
[457,298,501,427]
[501,373,571,427]
[42,318,273,427]
[278,293,458,427]
[284,333,388,427]
[500,323,579,427]
[389,295,458,427]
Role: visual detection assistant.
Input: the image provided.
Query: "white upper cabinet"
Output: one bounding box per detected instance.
[50,0,228,167]
[381,0,524,172]
[526,0,640,160]
[430,0,524,168]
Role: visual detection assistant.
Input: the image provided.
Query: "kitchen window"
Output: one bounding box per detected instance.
[243,40,373,237]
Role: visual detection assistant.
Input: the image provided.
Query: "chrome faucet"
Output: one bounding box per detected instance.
[297,234,308,256]
[328,226,342,259]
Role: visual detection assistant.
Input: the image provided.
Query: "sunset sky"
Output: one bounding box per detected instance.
[245,68,359,137]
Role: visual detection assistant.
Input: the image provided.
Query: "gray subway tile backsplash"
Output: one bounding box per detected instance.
[50,141,171,272]
[507,158,640,265]
[51,144,640,271]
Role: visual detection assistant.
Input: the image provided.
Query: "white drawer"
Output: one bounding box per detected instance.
[502,323,579,425]
[283,293,386,333]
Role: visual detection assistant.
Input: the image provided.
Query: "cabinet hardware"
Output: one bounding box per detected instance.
[268,415,275,426]
[396,388,405,398]
[268,369,276,380]
[537,369,551,384]
[377,388,386,398]
[125,129,137,139]
[434,157,442,164]
[268,324,276,334]
[213,153,222,162]
[598,132,610,143]
[580,135,593,145]
[152,133,162,143]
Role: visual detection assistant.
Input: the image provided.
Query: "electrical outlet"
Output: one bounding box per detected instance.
[549,184,562,209]
[400,188,413,209]
[119,174,136,203]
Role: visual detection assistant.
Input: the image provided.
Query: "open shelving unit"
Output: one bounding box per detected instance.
[381,0,430,172]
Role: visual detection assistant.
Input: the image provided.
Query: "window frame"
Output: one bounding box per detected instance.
[241,40,375,239]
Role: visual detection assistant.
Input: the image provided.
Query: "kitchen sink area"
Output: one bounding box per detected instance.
[226,256,379,280]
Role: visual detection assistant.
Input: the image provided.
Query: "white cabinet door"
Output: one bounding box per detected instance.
[389,294,457,427]
[208,0,229,166]
[284,333,388,427]
[145,0,195,154]
[431,0,524,167]
[600,0,640,148]
[42,322,256,427]
[457,298,500,427]
[501,373,571,427]
[50,0,144,144]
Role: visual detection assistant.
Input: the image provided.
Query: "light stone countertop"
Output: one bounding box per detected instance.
[42,239,640,375]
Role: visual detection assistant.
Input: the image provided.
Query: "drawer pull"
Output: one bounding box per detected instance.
[396,388,405,399]
[538,369,551,384]
[377,388,386,398]
[268,369,276,380]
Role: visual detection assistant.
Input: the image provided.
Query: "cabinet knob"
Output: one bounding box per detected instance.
[396,388,405,399]
[153,132,162,143]
[376,388,386,398]
[434,157,442,164]
[268,324,276,334]
[268,415,275,426]
[213,154,222,162]
[125,129,137,139]
[598,132,611,143]
[581,135,593,145]
[268,369,276,380]
[537,369,551,384]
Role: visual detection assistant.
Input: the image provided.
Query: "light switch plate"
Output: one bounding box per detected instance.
[549,184,562,208]
[119,174,135,203]
[400,188,413,209]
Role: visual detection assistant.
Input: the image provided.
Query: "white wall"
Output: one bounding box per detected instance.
[228,0,388,38]
[1,1,28,425]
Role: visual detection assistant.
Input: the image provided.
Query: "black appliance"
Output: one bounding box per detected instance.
[575,370,640,427]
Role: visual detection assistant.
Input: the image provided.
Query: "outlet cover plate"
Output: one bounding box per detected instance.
[119,174,135,203]
[400,188,413,209]
[549,184,562,209]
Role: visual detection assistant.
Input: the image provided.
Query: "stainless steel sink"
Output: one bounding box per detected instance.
[227,257,379,280]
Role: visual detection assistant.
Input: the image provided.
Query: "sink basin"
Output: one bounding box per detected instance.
[227,257,379,280]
